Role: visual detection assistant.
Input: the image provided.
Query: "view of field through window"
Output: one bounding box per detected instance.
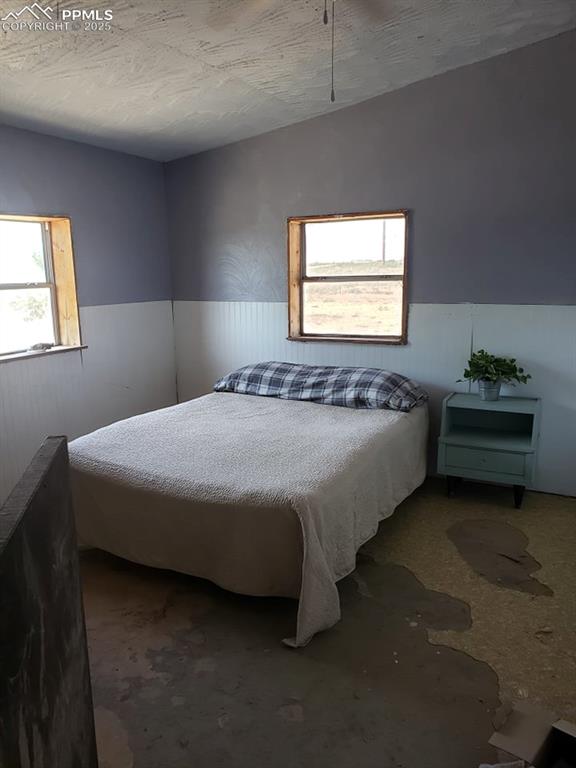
[0,220,56,355]
[302,217,405,337]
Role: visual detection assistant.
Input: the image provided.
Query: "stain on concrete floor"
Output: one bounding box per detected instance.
[372,480,576,718]
[82,550,499,768]
[81,480,576,768]
[447,519,553,596]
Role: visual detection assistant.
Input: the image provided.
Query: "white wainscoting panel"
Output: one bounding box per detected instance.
[472,304,576,497]
[5,300,570,503]
[0,300,176,505]
[174,300,576,496]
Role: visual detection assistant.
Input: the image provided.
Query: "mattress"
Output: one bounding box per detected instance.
[69,392,428,646]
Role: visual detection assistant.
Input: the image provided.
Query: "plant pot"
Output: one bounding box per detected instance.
[478,379,501,401]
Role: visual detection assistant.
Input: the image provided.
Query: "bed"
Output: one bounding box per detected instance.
[69,363,428,647]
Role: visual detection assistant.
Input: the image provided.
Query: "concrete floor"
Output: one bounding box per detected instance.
[81,479,576,768]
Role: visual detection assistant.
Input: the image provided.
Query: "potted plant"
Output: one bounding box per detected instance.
[460,349,531,401]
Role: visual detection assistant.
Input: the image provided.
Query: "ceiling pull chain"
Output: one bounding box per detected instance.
[323,0,328,25]
[330,0,336,102]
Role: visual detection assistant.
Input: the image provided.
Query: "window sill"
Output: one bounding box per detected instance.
[0,345,87,364]
[287,334,407,345]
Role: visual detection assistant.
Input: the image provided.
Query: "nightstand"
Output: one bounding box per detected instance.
[437,393,541,508]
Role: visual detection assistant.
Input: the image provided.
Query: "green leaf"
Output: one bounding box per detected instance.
[461,350,531,385]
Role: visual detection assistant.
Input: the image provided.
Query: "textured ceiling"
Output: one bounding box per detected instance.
[0,0,575,161]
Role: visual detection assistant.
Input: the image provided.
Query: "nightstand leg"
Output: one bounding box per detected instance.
[446,476,457,497]
[513,485,525,509]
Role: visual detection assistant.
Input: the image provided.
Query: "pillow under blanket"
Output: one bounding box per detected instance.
[214,361,428,412]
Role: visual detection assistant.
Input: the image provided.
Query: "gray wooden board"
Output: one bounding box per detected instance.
[0,437,97,768]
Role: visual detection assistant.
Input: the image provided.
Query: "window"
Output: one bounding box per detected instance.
[288,210,408,344]
[0,215,81,358]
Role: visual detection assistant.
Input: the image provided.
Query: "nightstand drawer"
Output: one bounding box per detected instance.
[445,446,525,476]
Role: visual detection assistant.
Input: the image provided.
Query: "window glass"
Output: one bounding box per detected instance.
[0,220,47,283]
[0,287,55,354]
[302,280,403,337]
[304,218,405,277]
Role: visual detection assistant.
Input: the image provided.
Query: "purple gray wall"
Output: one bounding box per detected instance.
[165,29,576,305]
[0,124,171,307]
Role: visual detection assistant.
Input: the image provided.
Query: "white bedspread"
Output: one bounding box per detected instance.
[70,393,428,646]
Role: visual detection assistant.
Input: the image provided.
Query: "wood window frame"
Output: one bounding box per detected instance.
[0,214,82,361]
[287,209,409,345]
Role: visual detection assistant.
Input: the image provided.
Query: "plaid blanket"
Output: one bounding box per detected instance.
[214,361,428,411]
